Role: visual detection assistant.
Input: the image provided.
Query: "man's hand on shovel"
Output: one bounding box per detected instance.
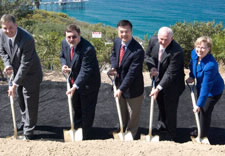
[66,86,76,96]
[114,89,123,99]
[8,85,17,98]
[149,87,160,100]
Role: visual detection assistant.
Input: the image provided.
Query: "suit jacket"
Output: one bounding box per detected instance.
[189,49,224,107]
[60,37,100,95]
[111,37,144,98]
[145,36,185,95]
[0,27,43,87]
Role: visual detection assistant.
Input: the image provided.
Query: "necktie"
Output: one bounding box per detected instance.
[70,46,75,61]
[9,39,13,54]
[158,48,164,70]
[158,48,164,62]
[70,46,75,84]
[119,45,125,65]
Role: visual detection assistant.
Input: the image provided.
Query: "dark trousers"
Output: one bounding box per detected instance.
[156,90,180,138]
[17,84,40,135]
[72,90,99,139]
[199,94,222,138]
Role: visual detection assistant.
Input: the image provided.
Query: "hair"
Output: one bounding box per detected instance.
[65,24,80,34]
[0,14,16,24]
[194,36,212,50]
[158,27,174,37]
[117,20,133,30]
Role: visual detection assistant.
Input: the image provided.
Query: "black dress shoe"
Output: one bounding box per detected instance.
[154,123,167,132]
[23,135,34,140]
[190,129,198,137]
[17,123,24,131]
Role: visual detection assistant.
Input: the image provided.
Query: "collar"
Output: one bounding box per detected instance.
[159,44,165,52]
[66,39,77,50]
[121,39,131,48]
[8,30,18,44]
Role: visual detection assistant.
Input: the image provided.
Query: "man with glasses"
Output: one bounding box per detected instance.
[60,24,101,140]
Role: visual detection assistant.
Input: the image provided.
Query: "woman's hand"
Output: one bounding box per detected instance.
[193,105,200,113]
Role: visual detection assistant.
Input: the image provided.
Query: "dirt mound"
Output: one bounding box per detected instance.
[0,71,225,156]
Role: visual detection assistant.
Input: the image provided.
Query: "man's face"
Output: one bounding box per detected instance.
[66,30,81,46]
[118,25,132,43]
[1,21,18,38]
[158,32,173,48]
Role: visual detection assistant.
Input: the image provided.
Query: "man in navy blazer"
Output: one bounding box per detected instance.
[60,24,100,140]
[108,20,144,139]
[0,14,43,140]
[145,27,185,140]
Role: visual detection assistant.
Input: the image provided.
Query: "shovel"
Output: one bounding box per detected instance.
[186,81,210,145]
[63,74,83,142]
[107,72,133,141]
[141,78,159,142]
[6,73,23,139]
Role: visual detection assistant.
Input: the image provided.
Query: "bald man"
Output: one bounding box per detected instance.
[145,27,185,141]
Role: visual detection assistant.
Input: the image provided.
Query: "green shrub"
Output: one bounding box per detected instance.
[171,21,224,68]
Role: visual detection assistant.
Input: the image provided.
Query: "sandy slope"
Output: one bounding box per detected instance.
[1,138,225,156]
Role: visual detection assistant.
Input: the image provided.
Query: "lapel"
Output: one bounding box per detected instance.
[70,39,82,68]
[11,29,21,61]
[161,48,170,63]
[70,48,79,67]
[2,32,13,57]
[115,40,121,66]
[65,42,72,65]
[5,38,12,56]
[192,49,199,78]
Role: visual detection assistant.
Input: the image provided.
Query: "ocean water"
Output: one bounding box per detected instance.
[40,0,225,39]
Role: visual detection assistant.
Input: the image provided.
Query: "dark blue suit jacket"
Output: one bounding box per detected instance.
[111,37,144,98]
[60,37,100,95]
[189,49,224,107]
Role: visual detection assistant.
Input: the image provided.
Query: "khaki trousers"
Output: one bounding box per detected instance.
[119,94,144,137]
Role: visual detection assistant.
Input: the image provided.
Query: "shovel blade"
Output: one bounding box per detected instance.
[64,128,83,142]
[124,131,133,141]
[140,134,159,142]
[113,132,124,141]
[191,136,210,145]
[201,137,210,144]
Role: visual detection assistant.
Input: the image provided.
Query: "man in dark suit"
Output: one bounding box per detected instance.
[145,27,185,140]
[108,20,144,139]
[60,24,100,140]
[0,14,43,140]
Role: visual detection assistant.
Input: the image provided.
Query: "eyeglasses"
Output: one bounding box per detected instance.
[67,35,78,39]
[196,46,208,50]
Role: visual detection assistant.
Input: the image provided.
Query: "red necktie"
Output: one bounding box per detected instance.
[70,46,75,61]
[119,45,125,65]
[70,46,75,84]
